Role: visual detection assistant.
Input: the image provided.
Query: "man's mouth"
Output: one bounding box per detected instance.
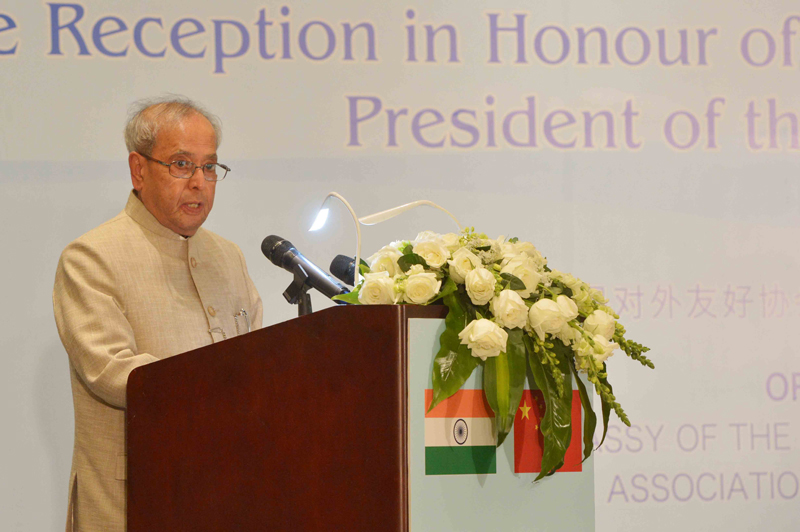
[181,202,203,214]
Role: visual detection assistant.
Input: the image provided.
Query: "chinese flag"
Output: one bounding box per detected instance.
[514,389,583,473]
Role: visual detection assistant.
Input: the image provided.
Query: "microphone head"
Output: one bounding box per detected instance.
[261,235,294,267]
[329,255,356,285]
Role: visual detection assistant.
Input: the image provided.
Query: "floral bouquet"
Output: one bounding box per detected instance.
[334,229,653,479]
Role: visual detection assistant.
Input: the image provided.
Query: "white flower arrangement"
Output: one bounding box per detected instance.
[335,228,653,478]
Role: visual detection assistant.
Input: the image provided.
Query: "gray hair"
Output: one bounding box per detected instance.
[124,96,222,155]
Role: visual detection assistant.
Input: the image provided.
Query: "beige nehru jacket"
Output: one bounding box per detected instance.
[53,191,263,532]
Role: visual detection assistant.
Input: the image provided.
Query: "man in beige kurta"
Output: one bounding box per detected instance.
[53,98,262,531]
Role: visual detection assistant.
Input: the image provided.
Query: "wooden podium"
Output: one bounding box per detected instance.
[127,304,446,531]
[127,304,595,531]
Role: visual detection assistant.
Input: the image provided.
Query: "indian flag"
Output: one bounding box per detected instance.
[424,389,496,475]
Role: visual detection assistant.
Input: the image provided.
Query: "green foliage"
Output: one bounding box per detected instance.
[595,363,629,428]
[331,289,360,305]
[529,336,566,398]
[598,368,613,446]
[499,272,526,291]
[616,333,655,369]
[569,361,597,461]
[430,276,458,303]
[397,252,429,273]
[483,329,527,446]
[525,335,574,481]
[429,290,479,412]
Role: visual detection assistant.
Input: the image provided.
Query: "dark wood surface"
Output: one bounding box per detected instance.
[126,304,446,532]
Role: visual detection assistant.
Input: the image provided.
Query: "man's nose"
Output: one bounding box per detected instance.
[187,166,207,189]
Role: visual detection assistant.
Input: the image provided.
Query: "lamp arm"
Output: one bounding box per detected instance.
[358,200,463,232]
[322,192,363,285]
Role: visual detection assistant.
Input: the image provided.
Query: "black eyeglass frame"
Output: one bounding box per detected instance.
[140,153,230,182]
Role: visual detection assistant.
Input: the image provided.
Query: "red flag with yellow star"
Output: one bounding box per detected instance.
[513,389,583,473]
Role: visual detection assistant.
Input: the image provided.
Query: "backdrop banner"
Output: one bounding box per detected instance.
[1,1,797,530]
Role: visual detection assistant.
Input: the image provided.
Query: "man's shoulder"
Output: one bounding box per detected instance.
[61,210,138,255]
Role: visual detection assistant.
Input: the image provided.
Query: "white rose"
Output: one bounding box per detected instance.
[591,334,619,364]
[440,232,461,252]
[367,245,403,277]
[575,334,619,370]
[358,271,397,305]
[552,270,585,293]
[590,288,608,304]
[448,247,482,284]
[490,290,528,329]
[555,324,581,346]
[403,271,441,304]
[405,263,425,276]
[458,318,509,361]
[556,295,579,321]
[500,254,542,298]
[472,238,502,264]
[528,298,567,341]
[413,230,441,244]
[574,338,591,371]
[501,240,546,269]
[584,310,616,341]
[571,288,593,313]
[465,267,497,306]
[413,240,450,269]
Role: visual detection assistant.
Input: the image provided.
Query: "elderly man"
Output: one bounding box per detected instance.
[53,97,262,531]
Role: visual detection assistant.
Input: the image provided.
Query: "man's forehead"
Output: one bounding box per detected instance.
[153,114,217,155]
[168,149,218,159]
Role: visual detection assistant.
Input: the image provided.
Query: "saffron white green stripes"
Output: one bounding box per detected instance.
[424,389,497,475]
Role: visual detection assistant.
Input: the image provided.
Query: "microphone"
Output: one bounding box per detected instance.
[329,254,356,286]
[261,235,349,300]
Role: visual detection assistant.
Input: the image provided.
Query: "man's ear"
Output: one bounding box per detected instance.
[129,152,145,191]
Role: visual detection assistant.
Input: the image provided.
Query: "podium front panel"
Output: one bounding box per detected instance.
[127,305,414,532]
[407,318,596,531]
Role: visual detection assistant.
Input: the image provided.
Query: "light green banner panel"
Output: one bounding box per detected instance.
[408,318,595,531]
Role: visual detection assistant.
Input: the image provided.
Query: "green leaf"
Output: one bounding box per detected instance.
[430,276,457,303]
[524,335,574,481]
[483,329,527,446]
[598,363,613,447]
[500,272,526,291]
[455,287,487,321]
[569,361,597,462]
[358,259,371,276]
[429,291,479,412]
[331,289,361,304]
[401,243,414,255]
[474,245,492,251]
[397,253,429,273]
[508,237,519,243]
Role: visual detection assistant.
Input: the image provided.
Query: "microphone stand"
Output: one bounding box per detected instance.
[282,263,313,316]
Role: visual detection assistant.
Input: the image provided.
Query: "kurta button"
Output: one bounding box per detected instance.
[207,306,216,316]
[190,257,197,268]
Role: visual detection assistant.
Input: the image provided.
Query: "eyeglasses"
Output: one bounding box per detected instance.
[140,153,230,181]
